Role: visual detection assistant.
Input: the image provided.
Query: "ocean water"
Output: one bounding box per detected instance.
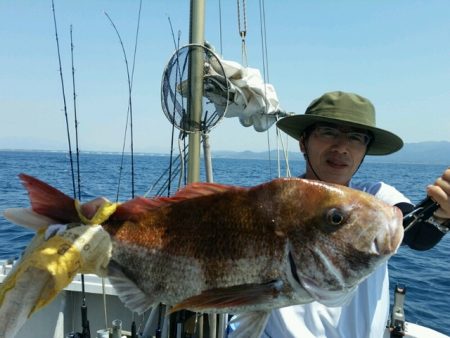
[0,150,449,335]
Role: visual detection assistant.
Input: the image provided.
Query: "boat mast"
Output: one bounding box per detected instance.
[187,0,205,183]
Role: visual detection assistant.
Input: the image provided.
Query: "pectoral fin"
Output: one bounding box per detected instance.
[107,261,155,314]
[170,280,283,313]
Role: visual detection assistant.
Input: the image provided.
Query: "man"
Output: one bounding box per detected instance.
[261,91,450,337]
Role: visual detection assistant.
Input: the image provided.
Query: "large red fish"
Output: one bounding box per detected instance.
[1,174,403,337]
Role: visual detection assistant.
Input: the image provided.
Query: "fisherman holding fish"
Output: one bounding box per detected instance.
[1,92,449,338]
[254,91,450,338]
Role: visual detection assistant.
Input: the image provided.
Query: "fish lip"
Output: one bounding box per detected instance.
[370,206,404,255]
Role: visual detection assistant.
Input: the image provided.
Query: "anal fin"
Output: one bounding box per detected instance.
[227,311,271,338]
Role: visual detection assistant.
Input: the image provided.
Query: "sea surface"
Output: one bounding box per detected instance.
[1,150,449,335]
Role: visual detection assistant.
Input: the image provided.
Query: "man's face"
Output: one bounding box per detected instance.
[300,123,371,186]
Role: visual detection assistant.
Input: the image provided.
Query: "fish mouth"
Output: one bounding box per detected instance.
[288,249,355,306]
[288,251,301,286]
[369,206,404,255]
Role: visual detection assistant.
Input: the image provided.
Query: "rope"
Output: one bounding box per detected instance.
[257,0,277,179]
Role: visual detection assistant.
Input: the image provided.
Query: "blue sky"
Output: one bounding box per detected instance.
[1,0,449,153]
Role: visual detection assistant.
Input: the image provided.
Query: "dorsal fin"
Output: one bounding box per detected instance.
[173,182,244,199]
[112,182,246,220]
[112,196,171,220]
[18,173,79,223]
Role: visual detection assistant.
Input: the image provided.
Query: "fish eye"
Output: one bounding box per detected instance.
[326,208,346,226]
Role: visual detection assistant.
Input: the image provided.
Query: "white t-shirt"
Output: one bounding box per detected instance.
[262,181,410,338]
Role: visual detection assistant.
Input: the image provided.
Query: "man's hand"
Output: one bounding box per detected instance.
[427,168,450,220]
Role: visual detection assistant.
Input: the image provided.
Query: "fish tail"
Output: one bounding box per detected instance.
[19,173,79,223]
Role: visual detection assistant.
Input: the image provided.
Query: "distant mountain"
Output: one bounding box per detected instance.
[212,141,450,165]
[2,141,448,165]
[365,141,450,164]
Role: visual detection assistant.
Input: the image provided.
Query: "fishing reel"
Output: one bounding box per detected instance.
[403,197,450,233]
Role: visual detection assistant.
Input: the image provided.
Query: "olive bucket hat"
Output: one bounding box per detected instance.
[276,91,403,155]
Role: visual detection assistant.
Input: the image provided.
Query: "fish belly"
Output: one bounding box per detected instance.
[108,240,293,313]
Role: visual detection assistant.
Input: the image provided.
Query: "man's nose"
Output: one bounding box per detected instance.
[331,134,351,152]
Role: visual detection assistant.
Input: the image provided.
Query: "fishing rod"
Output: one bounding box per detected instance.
[51,2,91,337]
[166,16,185,197]
[51,0,77,199]
[69,22,92,338]
[111,0,142,203]
[106,3,143,337]
[70,25,81,199]
[104,11,136,200]
[389,196,449,337]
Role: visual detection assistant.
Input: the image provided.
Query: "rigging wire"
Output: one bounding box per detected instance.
[258,0,270,86]
[258,0,273,178]
[143,145,187,197]
[237,0,248,65]
[275,120,292,177]
[51,0,77,200]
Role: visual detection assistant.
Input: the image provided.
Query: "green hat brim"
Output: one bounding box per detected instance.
[276,114,403,156]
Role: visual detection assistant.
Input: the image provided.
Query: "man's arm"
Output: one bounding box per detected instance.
[397,168,450,250]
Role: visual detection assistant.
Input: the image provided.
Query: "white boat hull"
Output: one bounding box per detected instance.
[2,262,448,338]
[384,322,449,338]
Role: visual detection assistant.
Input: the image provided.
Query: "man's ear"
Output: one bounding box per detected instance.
[299,136,306,153]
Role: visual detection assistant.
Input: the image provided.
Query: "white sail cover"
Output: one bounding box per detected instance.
[204,54,288,132]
